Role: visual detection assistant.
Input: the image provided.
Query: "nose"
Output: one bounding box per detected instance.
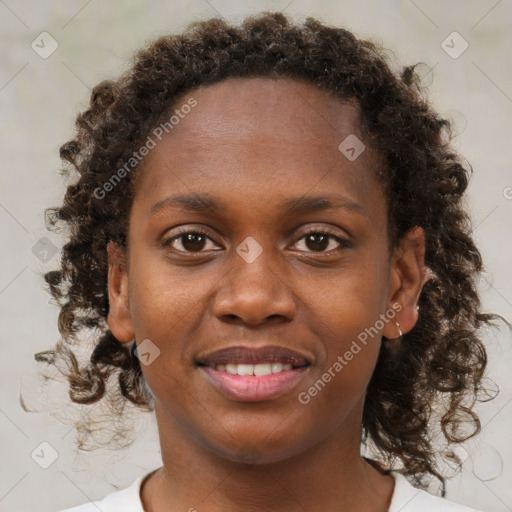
[212,245,296,326]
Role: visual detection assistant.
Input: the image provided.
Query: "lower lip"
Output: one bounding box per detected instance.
[199,366,309,402]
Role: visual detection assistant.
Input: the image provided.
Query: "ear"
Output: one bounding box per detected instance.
[106,241,134,343]
[382,227,430,340]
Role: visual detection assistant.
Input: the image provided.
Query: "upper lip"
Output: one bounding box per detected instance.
[196,345,311,367]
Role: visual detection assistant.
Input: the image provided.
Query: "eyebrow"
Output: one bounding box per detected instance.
[150,193,367,218]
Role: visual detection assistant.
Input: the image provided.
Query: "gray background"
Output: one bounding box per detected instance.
[1,1,511,511]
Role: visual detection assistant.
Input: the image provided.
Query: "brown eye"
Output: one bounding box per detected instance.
[291,230,351,253]
[304,233,330,252]
[162,230,220,253]
[180,233,207,252]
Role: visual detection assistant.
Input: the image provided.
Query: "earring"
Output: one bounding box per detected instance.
[395,322,403,341]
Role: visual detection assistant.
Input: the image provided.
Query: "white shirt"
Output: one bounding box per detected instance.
[57,469,483,512]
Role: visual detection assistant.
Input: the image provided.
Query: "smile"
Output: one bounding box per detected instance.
[199,365,309,402]
[196,344,311,402]
[214,362,294,376]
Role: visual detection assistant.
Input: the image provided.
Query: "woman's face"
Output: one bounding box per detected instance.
[108,77,419,463]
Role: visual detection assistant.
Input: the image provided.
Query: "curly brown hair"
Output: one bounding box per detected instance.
[36,11,502,492]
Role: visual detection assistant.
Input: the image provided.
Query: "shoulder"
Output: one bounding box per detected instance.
[54,468,485,512]
[389,472,484,512]
[55,470,156,512]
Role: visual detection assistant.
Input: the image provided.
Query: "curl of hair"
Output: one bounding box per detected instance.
[37,12,504,489]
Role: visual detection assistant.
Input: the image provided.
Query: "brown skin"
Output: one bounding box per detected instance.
[106,77,428,512]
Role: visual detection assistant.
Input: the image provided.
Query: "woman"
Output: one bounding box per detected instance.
[38,12,499,511]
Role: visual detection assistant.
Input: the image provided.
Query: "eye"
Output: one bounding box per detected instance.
[162,228,221,253]
[291,229,351,253]
[161,227,351,255]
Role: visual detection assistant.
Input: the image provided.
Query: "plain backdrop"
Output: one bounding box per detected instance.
[1,1,511,511]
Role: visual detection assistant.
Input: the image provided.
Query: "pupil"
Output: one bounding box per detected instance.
[183,233,205,252]
[306,233,328,251]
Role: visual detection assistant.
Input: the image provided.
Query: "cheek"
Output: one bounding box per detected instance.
[299,311,383,424]
[125,260,211,395]
[127,250,218,337]
[305,257,389,390]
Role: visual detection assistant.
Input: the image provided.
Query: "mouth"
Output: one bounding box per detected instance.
[196,345,311,402]
[208,362,297,376]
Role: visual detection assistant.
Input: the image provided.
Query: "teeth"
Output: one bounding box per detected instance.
[254,363,272,376]
[237,364,254,376]
[226,364,237,375]
[215,362,293,375]
[271,363,283,373]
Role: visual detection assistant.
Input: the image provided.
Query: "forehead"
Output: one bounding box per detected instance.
[134,76,382,217]
[162,76,362,149]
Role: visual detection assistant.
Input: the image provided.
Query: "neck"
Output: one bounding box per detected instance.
[141,401,394,512]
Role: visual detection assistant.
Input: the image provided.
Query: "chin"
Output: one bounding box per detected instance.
[202,431,310,466]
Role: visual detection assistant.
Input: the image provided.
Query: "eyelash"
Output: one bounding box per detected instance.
[161,226,352,255]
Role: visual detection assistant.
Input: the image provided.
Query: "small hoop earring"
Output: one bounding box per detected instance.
[395,322,403,341]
